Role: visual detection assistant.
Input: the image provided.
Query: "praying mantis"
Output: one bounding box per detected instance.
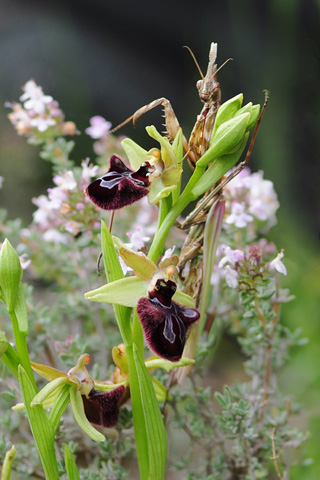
[111,42,268,307]
[111,42,222,169]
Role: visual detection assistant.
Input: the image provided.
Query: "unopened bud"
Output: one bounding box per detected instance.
[197,112,250,168]
[213,93,244,133]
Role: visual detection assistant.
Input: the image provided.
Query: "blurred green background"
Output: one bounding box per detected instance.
[0,0,319,478]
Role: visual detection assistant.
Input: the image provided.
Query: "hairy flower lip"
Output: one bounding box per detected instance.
[85,155,153,210]
[82,385,126,428]
[137,279,200,362]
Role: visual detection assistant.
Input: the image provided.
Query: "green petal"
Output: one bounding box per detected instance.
[69,385,105,442]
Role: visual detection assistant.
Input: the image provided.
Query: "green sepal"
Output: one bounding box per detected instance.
[112,236,157,280]
[64,444,81,480]
[191,132,249,198]
[85,276,148,307]
[85,275,195,308]
[18,365,60,480]
[197,113,250,167]
[31,376,69,407]
[0,239,23,313]
[31,361,68,381]
[69,385,105,442]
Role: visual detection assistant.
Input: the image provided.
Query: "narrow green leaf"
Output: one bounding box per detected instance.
[100,220,132,345]
[64,444,81,480]
[69,386,105,442]
[18,365,59,480]
[131,344,168,480]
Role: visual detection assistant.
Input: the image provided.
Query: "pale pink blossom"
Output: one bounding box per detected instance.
[53,171,77,191]
[219,246,245,267]
[20,80,53,114]
[223,265,239,288]
[126,228,150,250]
[64,221,81,236]
[30,116,56,132]
[81,158,100,184]
[268,250,287,275]
[85,116,112,139]
[225,202,253,228]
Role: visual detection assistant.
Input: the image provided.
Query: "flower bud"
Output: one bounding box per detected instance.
[0,239,23,312]
[234,102,260,131]
[197,112,250,168]
[213,93,244,133]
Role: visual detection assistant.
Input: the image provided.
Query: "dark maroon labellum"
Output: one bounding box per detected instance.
[85,155,152,210]
[82,384,125,428]
[137,279,200,362]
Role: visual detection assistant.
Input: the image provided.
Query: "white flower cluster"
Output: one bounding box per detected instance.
[32,159,99,243]
[224,168,279,231]
[7,80,76,137]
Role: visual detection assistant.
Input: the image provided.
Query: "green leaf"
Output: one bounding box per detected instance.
[127,344,167,480]
[18,365,59,480]
[0,239,23,313]
[100,220,132,346]
[69,385,105,442]
[12,283,28,334]
[64,444,81,480]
